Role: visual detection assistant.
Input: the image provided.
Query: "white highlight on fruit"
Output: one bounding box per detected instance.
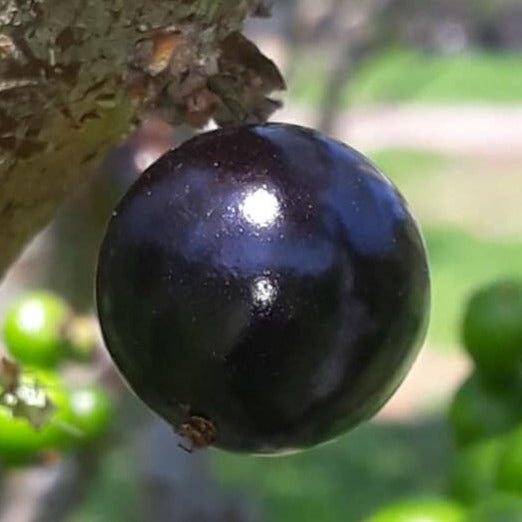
[71,390,96,415]
[251,276,278,309]
[18,301,45,332]
[240,187,281,228]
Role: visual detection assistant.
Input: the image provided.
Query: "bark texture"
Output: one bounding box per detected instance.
[0,0,283,279]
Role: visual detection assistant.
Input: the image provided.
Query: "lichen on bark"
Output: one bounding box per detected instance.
[0,0,284,279]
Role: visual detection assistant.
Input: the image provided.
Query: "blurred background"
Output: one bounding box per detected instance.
[0,0,521,520]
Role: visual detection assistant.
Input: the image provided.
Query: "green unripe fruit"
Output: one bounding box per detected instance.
[449,373,521,447]
[3,292,71,368]
[463,280,522,389]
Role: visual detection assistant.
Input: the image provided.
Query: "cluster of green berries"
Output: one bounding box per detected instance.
[364,279,522,522]
[0,291,114,466]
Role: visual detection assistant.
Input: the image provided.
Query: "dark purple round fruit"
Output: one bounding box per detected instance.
[96,123,430,454]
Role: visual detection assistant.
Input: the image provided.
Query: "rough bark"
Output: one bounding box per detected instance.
[0,0,283,280]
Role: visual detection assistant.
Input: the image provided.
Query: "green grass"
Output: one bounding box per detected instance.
[369,148,448,186]
[289,48,522,106]
[212,418,454,522]
[424,228,522,348]
[366,148,522,349]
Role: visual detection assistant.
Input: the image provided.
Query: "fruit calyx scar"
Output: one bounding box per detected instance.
[176,403,217,453]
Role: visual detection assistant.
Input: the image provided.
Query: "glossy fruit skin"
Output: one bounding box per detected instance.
[2,291,71,368]
[96,123,430,454]
[365,497,467,522]
[463,280,522,389]
[449,373,521,447]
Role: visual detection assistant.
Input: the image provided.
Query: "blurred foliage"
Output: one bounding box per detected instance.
[66,447,140,522]
[290,49,522,106]
[211,419,454,522]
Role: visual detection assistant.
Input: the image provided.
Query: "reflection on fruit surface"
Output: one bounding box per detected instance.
[97,123,430,454]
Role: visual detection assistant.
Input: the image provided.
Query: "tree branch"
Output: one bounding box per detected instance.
[0,0,282,280]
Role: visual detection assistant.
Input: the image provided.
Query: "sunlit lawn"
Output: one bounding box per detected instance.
[290,48,522,106]
[368,148,522,349]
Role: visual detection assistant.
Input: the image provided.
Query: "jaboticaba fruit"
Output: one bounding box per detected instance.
[96,123,430,454]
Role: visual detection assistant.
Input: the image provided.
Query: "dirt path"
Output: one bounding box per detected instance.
[278,103,522,157]
[377,347,471,421]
